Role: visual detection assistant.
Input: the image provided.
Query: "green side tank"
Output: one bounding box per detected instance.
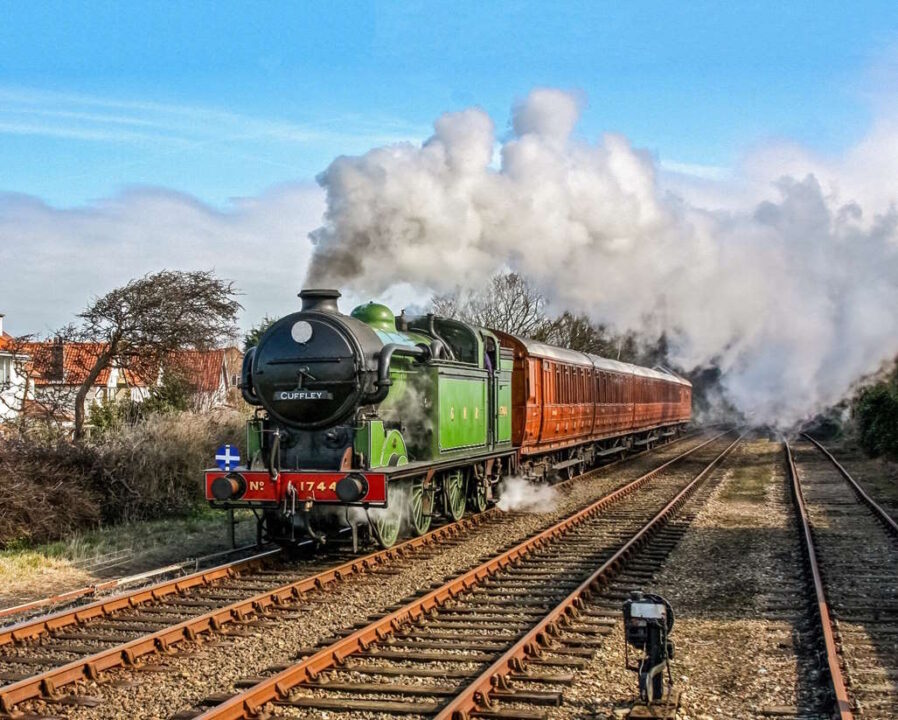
[349,302,512,470]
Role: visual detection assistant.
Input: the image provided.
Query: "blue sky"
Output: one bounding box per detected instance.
[2,1,896,207]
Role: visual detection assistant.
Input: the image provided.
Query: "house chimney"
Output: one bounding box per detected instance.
[298,289,341,314]
[0,313,4,336]
[51,336,65,381]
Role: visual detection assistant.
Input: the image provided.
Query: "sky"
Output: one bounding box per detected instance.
[1,1,898,336]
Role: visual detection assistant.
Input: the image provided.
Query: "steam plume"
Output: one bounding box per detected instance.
[307,89,898,426]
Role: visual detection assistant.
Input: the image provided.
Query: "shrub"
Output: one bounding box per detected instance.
[852,368,898,460]
[0,435,102,546]
[91,410,245,522]
[0,409,245,547]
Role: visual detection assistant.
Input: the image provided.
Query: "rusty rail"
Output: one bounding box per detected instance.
[0,547,281,646]
[194,430,731,720]
[0,430,697,634]
[435,432,742,720]
[0,544,273,622]
[802,433,898,537]
[785,440,854,720]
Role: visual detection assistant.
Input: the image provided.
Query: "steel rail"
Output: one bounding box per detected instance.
[0,543,271,622]
[435,432,742,720]
[0,548,281,646]
[785,440,854,720]
[802,433,898,537]
[0,429,704,714]
[194,430,731,720]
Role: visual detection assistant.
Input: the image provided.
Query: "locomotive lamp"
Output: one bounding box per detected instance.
[622,590,675,704]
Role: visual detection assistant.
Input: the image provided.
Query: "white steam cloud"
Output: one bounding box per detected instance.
[497,475,558,513]
[307,88,898,426]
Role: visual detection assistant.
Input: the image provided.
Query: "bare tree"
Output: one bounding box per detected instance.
[432,273,550,337]
[431,271,658,365]
[539,312,618,356]
[71,270,241,439]
[430,292,460,321]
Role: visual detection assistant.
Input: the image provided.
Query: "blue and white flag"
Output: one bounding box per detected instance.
[215,444,241,471]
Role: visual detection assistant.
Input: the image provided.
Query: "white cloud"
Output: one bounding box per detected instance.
[0,184,326,335]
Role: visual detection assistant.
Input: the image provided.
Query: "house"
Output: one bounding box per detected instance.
[22,340,154,424]
[0,314,29,422]
[2,328,244,425]
[165,347,243,411]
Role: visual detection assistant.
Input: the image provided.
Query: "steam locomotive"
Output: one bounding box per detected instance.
[206,289,692,549]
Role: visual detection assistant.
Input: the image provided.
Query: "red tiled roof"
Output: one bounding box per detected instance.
[0,332,14,352]
[166,349,228,393]
[19,341,240,393]
[22,341,154,388]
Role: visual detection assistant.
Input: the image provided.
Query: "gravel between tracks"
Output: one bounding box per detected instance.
[22,437,710,720]
[548,438,828,720]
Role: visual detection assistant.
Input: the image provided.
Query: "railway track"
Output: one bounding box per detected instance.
[175,431,741,720]
[0,543,279,625]
[786,435,898,719]
[0,511,505,715]
[0,431,707,717]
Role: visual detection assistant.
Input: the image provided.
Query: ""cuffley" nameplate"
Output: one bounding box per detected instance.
[276,390,334,401]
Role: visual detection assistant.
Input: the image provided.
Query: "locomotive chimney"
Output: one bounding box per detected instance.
[299,289,341,314]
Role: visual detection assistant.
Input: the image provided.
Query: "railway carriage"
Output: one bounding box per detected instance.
[206,289,691,550]
[494,332,692,480]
